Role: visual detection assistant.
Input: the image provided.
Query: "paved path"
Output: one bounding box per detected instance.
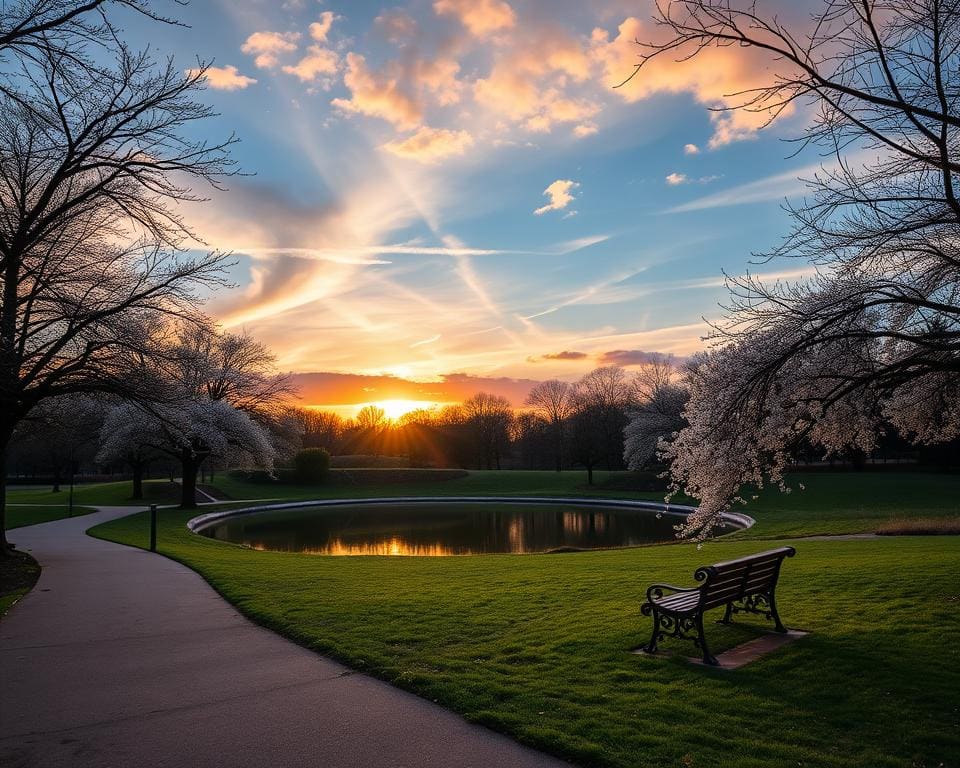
[0,508,568,768]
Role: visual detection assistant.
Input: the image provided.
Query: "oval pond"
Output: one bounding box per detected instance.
[195,500,740,556]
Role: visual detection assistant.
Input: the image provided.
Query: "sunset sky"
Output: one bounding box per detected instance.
[122,0,826,413]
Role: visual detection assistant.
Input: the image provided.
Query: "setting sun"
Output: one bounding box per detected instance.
[363,399,443,420]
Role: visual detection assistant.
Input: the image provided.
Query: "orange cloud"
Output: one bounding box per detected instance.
[473,26,600,134]
[433,0,516,37]
[190,65,256,91]
[309,11,336,42]
[382,126,474,163]
[534,179,578,215]
[591,17,789,147]
[241,30,300,69]
[282,45,339,82]
[332,52,423,129]
[332,50,462,129]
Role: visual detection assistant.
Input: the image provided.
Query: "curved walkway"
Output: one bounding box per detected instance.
[0,508,568,768]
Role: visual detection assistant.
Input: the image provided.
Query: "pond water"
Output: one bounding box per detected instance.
[195,501,716,556]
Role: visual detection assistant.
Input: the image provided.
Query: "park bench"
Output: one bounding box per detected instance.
[640,546,796,665]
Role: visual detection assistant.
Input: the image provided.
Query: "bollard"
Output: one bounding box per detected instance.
[149,504,158,552]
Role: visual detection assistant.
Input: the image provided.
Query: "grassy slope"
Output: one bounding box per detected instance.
[89,471,960,768]
[6,505,96,529]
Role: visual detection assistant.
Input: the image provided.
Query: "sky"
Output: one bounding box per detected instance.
[120,0,826,413]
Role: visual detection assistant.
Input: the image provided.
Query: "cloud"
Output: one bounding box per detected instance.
[665,162,822,213]
[332,52,422,129]
[666,172,720,186]
[592,17,792,147]
[534,179,579,215]
[684,143,700,155]
[433,0,516,37]
[574,122,599,138]
[241,30,300,69]
[282,45,339,82]
[375,9,418,44]
[381,126,474,163]
[190,65,256,91]
[474,28,600,133]
[596,349,670,366]
[331,52,462,129]
[542,350,588,361]
[309,11,336,42]
[292,371,540,408]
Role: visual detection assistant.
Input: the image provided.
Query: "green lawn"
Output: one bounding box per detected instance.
[5,504,96,529]
[88,471,960,768]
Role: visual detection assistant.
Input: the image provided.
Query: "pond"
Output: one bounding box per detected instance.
[193,499,740,556]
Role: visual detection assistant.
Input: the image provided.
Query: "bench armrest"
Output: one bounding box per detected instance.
[644,582,699,603]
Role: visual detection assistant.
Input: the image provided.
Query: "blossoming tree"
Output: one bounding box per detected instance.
[630,0,960,535]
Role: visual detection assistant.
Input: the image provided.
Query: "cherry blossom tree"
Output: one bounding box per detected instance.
[632,0,960,536]
[97,399,274,508]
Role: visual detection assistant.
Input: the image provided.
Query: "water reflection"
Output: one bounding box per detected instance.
[199,502,700,556]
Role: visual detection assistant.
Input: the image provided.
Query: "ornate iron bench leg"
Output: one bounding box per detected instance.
[717,602,733,625]
[695,613,719,666]
[643,607,660,654]
[768,591,787,633]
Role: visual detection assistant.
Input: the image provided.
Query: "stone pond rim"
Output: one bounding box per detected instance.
[185,496,756,553]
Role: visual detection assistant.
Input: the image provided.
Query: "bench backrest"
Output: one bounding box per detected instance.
[694,547,795,610]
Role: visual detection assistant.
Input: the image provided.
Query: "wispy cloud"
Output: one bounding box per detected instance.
[665,163,822,213]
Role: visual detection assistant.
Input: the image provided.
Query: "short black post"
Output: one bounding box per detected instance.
[149,504,158,552]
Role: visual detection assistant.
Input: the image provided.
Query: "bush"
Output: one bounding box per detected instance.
[294,448,330,484]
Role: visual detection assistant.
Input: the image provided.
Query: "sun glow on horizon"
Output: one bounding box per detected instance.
[309,399,453,420]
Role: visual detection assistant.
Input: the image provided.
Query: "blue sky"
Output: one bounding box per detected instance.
[119,0,825,408]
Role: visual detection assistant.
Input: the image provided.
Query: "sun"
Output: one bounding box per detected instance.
[367,399,435,420]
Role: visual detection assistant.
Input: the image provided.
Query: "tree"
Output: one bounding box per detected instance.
[623,383,689,471]
[633,0,960,536]
[0,2,234,549]
[294,407,346,452]
[355,404,388,431]
[571,366,634,472]
[98,398,274,507]
[172,323,292,424]
[461,392,513,469]
[525,379,573,471]
[96,402,162,499]
[12,393,104,490]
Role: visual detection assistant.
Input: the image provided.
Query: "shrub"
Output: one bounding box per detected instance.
[294,448,330,484]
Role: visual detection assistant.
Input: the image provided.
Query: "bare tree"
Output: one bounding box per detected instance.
[461,392,513,470]
[0,4,235,549]
[571,366,634,474]
[631,0,960,535]
[525,379,573,471]
[172,322,293,423]
[0,1,175,63]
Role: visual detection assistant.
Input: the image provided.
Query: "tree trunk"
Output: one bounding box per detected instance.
[180,449,198,509]
[0,432,11,553]
[586,465,594,485]
[131,462,144,500]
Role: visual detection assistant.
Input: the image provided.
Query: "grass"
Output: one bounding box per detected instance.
[876,517,960,535]
[5,504,96,529]
[88,470,960,768]
[6,479,180,507]
[0,549,40,618]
